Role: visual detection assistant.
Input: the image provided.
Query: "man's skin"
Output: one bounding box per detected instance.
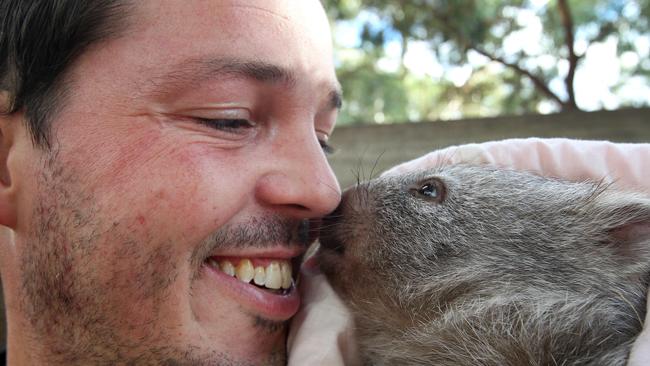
[0,0,341,364]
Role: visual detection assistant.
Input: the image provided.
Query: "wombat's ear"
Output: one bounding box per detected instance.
[597,193,650,253]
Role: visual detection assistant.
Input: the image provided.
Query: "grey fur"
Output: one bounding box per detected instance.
[318,164,650,366]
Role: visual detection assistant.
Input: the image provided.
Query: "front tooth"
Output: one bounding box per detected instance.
[219,260,235,276]
[254,266,266,286]
[265,261,282,289]
[236,259,254,283]
[281,261,292,289]
[207,258,220,270]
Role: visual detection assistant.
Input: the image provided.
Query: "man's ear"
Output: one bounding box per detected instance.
[0,91,19,228]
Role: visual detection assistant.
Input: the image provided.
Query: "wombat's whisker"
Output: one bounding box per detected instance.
[354,148,369,184]
[318,179,342,196]
[315,223,344,232]
[351,166,361,188]
[583,179,612,205]
[354,179,374,210]
[368,151,385,182]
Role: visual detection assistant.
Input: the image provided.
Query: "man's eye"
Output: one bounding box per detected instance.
[195,118,254,134]
[319,139,335,155]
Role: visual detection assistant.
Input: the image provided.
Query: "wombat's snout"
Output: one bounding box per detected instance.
[318,185,364,255]
[318,206,345,254]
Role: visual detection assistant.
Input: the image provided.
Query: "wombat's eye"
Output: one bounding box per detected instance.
[419,184,438,198]
[410,178,445,203]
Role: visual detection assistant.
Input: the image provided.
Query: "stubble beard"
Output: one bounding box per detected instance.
[18,148,292,365]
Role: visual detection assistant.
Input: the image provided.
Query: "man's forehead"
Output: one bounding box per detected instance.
[134,0,329,28]
[74,0,340,111]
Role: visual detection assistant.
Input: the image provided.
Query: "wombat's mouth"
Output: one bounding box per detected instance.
[318,206,346,255]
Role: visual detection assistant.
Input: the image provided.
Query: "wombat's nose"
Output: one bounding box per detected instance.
[319,203,345,254]
[318,186,359,254]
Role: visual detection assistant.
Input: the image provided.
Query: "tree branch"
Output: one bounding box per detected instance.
[471,46,567,108]
[558,0,579,109]
[432,12,569,110]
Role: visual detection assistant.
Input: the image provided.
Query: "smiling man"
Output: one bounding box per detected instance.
[0,1,341,365]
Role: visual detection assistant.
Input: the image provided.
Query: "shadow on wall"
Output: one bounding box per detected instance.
[0,107,649,350]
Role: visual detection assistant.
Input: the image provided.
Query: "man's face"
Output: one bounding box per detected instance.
[7,0,341,364]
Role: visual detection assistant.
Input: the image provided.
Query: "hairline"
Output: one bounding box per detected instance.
[14,1,137,150]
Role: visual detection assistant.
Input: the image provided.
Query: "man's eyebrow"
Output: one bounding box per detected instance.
[144,57,297,95]
[213,59,296,85]
[144,57,343,111]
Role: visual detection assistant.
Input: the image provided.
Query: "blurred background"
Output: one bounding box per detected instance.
[321,0,650,187]
[1,0,650,347]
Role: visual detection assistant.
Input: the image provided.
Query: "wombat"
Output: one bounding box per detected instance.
[318,164,650,366]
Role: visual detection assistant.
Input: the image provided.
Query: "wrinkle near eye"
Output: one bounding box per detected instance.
[154,113,259,149]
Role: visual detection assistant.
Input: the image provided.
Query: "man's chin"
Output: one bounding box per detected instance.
[179,269,291,364]
[174,331,287,366]
[112,342,287,366]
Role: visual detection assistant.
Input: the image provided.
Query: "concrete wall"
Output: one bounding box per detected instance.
[328,108,650,188]
[1,107,649,348]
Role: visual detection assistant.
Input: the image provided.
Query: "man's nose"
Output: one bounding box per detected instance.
[255,132,341,219]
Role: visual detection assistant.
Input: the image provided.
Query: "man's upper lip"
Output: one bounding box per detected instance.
[206,245,306,260]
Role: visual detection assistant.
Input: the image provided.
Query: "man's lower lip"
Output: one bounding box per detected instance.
[203,262,301,320]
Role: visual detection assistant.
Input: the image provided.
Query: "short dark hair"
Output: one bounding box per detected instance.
[0,0,132,148]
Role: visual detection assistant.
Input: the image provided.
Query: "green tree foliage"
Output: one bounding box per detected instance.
[324,0,650,124]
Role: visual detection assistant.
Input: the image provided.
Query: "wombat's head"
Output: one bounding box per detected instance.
[318,164,650,364]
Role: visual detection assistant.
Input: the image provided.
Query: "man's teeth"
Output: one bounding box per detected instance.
[207,258,293,290]
[254,266,265,286]
[265,262,282,289]
[236,259,255,283]
[220,260,235,276]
